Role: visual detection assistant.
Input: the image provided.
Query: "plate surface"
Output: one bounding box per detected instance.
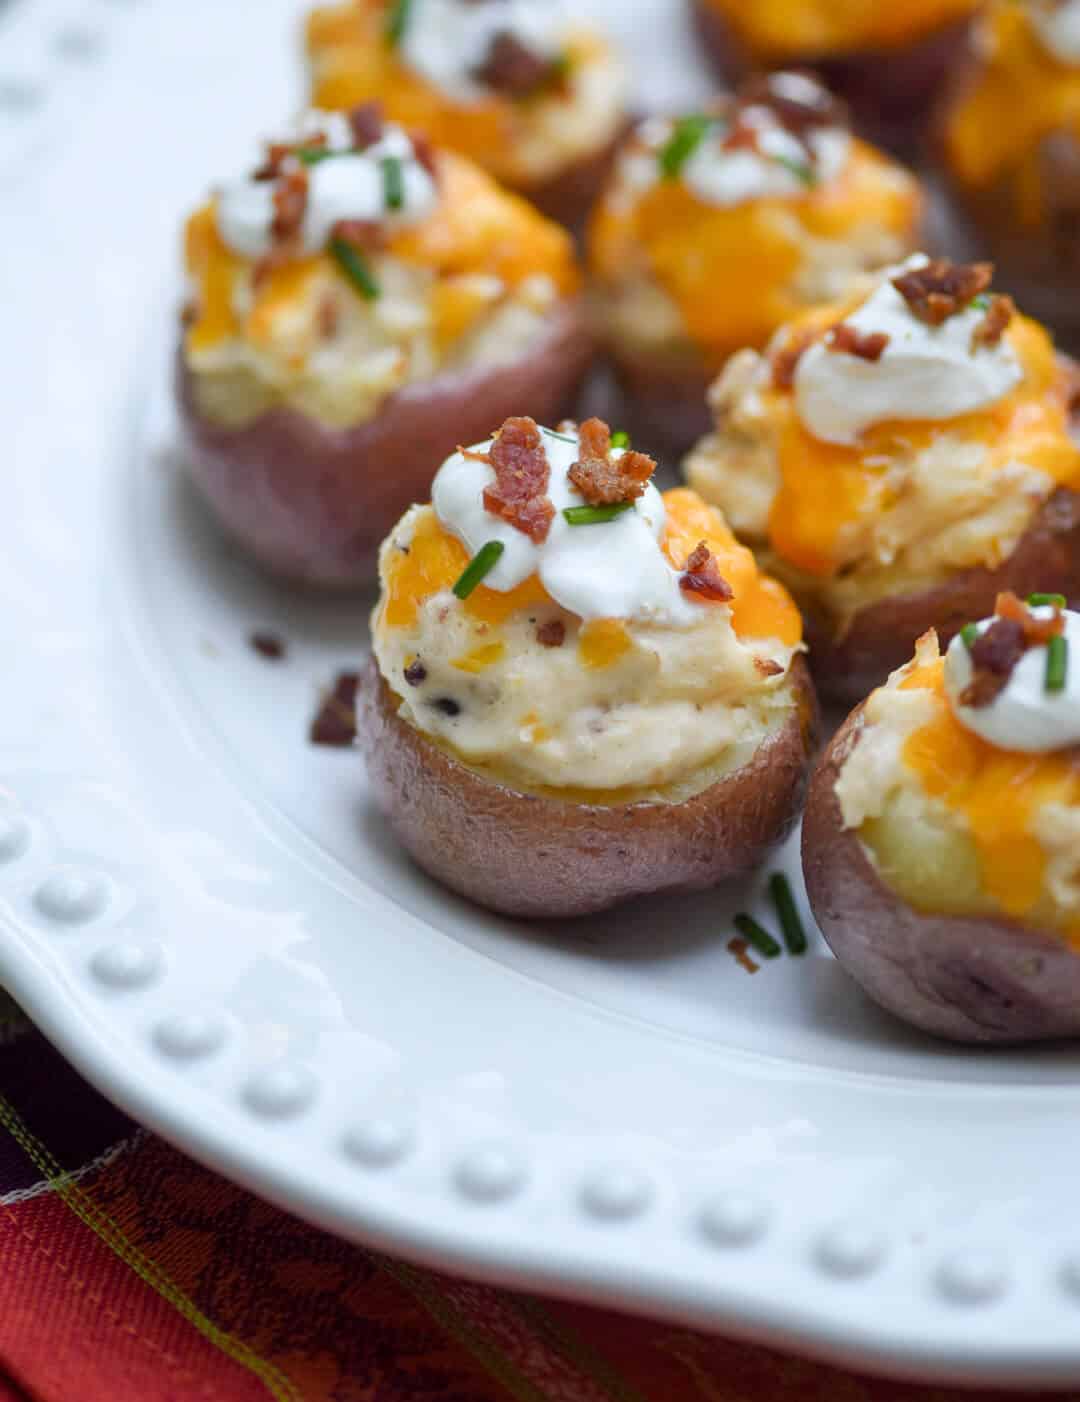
[4,0,1080,1385]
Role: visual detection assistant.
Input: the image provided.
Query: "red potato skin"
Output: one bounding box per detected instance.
[799,485,1080,707]
[175,298,594,588]
[519,128,628,235]
[803,705,1080,1043]
[357,656,819,920]
[691,0,977,157]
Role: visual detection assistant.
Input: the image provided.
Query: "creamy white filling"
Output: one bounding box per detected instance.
[431,426,703,625]
[944,606,1080,753]
[399,0,564,103]
[1030,0,1080,64]
[794,256,1024,445]
[215,116,438,261]
[682,114,850,208]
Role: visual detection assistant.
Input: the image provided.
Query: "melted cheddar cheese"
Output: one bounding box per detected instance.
[587,140,920,366]
[702,0,978,59]
[943,6,1080,219]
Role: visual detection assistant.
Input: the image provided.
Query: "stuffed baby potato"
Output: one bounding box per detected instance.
[177,106,590,586]
[941,0,1080,351]
[358,415,818,919]
[693,0,980,155]
[804,596,1080,1043]
[586,71,923,454]
[685,256,1080,704]
[304,0,628,227]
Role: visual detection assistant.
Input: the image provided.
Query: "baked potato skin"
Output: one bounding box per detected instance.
[691,0,976,157]
[357,655,819,920]
[522,128,628,234]
[803,704,1080,1044]
[801,485,1080,707]
[175,299,593,588]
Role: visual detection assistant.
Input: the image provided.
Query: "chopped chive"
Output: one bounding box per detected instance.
[296,146,339,167]
[563,502,634,526]
[768,872,808,956]
[658,115,714,180]
[1028,592,1067,609]
[541,427,578,444]
[1046,634,1069,693]
[970,294,991,311]
[381,155,404,211]
[610,430,631,449]
[385,0,413,44]
[960,623,979,650]
[452,541,504,599]
[734,914,782,960]
[329,237,379,300]
[772,153,818,187]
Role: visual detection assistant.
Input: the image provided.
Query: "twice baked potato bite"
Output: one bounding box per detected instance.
[586,73,922,453]
[358,416,817,919]
[941,1,1080,348]
[804,598,1080,1043]
[304,0,627,226]
[693,0,980,154]
[177,106,589,586]
[685,256,1080,704]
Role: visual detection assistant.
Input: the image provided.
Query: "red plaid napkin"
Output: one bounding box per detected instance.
[0,991,1070,1401]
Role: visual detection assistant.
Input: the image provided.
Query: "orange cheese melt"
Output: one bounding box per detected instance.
[701,0,978,59]
[765,311,1080,578]
[897,657,1080,925]
[378,490,803,652]
[587,140,920,364]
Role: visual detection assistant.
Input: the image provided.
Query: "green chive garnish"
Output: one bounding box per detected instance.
[542,427,578,444]
[772,153,818,187]
[610,430,631,449]
[960,623,979,650]
[563,503,634,526]
[330,237,379,300]
[452,541,504,599]
[970,294,991,311]
[659,115,714,180]
[1028,592,1067,609]
[296,147,336,167]
[1046,634,1069,693]
[734,914,782,960]
[768,872,808,956]
[382,155,404,211]
[385,0,413,44]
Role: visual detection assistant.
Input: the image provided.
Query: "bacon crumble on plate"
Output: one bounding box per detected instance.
[479,417,556,543]
[310,671,361,745]
[891,258,993,326]
[827,323,890,361]
[679,541,734,602]
[567,418,656,504]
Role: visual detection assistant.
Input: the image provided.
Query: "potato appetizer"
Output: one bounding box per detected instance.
[693,0,980,155]
[586,72,923,454]
[941,1,1080,351]
[804,597,1080,1043]
[304,0,627,227]
[685,256,1080,704]
[357,415,817,919]
[177,107,590,586]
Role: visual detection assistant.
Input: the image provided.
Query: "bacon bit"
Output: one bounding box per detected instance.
[567,417,656,505]
[771,327,817,390]
[271,169,309,243]
[309,672,360,746]
[536,619,566,648]
[679,542,734,603]
[828,323,889,362]
[971,294,1016,352]
[754,657,784,678]
[410,131,438,179]
[961,592,1066,707]
[721,117,762,154]
[996,590,1065,644]
[252,244,295,288]
[253,141,292,182]
[250,631,286,660]
[472,31,556,95]
[891,259,993,327]
[738,71,848,150]
[481,416,555,544]
[330,217,387,252]
[347,101,384,150]
[728,937,760,975]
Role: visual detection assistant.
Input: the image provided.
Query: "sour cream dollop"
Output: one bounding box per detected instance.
[681,113,849,209]
[400,0,564,104]
[794,256,1024,445]
[1030,0,1080,65]
[431,427,703,625]
[944,606,1080,753]
[215,114,438,261]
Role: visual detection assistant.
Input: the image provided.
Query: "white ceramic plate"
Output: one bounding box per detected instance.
[4,0,1080,1386]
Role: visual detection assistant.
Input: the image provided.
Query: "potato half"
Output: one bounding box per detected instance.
[175,298,593,588]
[357,655,818,920]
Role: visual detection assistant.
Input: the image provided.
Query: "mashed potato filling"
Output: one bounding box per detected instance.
[372,473,803,796]
[836,632,1080,944]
